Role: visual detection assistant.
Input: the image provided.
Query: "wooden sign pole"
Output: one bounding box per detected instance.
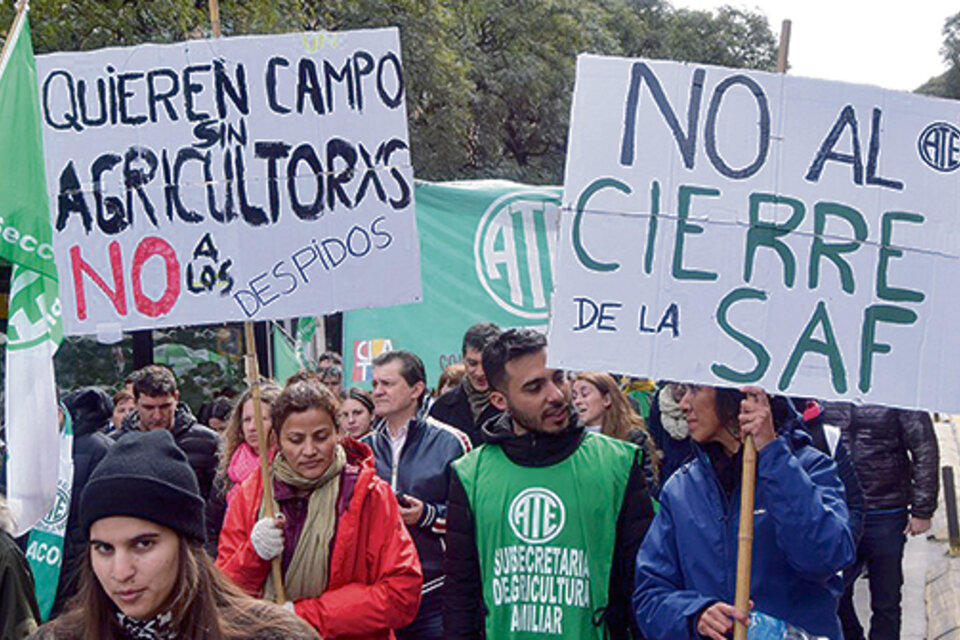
[733,21,791,640]
[206,0,284,603]
[243,321,286,603]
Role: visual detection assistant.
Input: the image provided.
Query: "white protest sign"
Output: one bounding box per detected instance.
[38,28,420,335]
[549,55,960,412]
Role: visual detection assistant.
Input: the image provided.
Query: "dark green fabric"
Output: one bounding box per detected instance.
[1,530,40,639]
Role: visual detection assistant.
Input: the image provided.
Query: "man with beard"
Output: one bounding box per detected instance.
[443,329,655,639]
[429,322,502,446]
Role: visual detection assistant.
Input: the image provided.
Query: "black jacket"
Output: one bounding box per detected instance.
[821,402,939,518]
[362,415,471,593]
[115,404,220,504]
[53,388,114,618]
[428,383,501,447]
[443,412,655,639]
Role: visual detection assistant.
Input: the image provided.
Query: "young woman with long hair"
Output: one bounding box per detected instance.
[30,430,317,640]
[206,383,283,556]
[216,381,422,639]
[572,371,660,492]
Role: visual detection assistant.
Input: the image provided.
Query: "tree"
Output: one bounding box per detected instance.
[916,10,960,99]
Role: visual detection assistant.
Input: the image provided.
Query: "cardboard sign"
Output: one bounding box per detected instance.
[549,55,960,412]
[38,28,420,335]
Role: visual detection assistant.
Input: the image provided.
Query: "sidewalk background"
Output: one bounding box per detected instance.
[851,415,960,639]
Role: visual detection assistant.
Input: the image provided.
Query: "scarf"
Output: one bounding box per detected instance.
[262,444,346,601]
[115,611,176,640]
[226,442,263,505]
[658,386,690,440]
[463,376,491,424]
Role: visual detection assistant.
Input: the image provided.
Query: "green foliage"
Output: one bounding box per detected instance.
[916,11,960,99]
[0,0,778,405]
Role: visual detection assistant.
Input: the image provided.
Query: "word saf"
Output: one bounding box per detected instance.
[548,55,960,412]
[39,28,421,334]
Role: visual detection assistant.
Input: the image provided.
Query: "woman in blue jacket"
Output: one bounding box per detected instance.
[632,385,855,639]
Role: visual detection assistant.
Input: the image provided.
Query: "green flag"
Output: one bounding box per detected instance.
[0,8,56,279]
[272,322,304,384]
[1,6,64,543]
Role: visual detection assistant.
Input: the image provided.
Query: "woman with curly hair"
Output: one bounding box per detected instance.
[216,381,422,638]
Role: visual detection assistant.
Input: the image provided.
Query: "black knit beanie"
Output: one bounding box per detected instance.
[80,430,205,542]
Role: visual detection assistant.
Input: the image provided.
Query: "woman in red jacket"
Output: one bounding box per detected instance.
[216,380,423,639]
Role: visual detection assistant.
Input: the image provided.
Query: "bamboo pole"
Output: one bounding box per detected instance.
[732,431,757,640]
[0,2,29,68]
[205,0,283,604]
[733,23,792,640]
[208,0,221,38]
[244,322,286,604]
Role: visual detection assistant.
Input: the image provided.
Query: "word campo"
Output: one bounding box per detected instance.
[42,49,403,132]
[54,136,411,237]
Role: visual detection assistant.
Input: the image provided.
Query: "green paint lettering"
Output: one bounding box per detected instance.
[744,192,804,287]
[673,185,719,281]
[778,300,847,393]
[876,211,925,303]
[809,201,867,294]
[644,180,659,275]
[859,304,917,392]
[572,178,630,272]
[711,287,770,383]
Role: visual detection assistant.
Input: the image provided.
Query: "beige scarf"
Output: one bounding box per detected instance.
[262,444,346,601]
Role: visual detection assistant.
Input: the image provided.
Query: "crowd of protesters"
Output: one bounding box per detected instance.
[0,322,941,640]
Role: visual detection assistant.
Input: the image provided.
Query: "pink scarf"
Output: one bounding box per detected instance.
[226,443,267,505]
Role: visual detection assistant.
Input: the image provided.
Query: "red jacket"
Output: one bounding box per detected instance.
[216,438,422,639]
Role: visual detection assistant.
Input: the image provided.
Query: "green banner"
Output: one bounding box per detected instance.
[0,11,56,279]
[343,180,561,389]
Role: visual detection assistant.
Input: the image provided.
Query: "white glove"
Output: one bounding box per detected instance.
[250,516,284,560]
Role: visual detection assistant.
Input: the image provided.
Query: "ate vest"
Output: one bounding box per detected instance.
[453,432,636,639]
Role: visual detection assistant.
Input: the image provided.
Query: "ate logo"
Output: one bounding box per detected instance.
[508,487,566,545]
[474,192,560,320]
[917,122,960,172]
[186,233,234,296]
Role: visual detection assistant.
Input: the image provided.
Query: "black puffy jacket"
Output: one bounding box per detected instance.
[821,402,939,518]
[115,404,220,503]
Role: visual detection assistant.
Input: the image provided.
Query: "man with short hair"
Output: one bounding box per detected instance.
[443,329,655,639]
[114,365,219,500]
[364,350,471,640]
[429,322,502,445]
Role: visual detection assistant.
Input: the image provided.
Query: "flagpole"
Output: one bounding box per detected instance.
[0,2,29,78]
[243,322,286,604]
[732,21,791,640]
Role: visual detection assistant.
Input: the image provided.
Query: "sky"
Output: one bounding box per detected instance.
[673,0,957,92]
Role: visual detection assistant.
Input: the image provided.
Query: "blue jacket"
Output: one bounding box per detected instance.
[363,414,471,594]
[632,427,855,639]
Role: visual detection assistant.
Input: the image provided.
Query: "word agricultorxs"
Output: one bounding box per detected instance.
[39,28,422,334]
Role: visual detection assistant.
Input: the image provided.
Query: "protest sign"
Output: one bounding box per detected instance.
[549,55,960,412]
[344,180,560,387]
[37,28,420,336]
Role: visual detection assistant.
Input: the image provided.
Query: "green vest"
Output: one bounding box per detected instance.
[454,432,637,639]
